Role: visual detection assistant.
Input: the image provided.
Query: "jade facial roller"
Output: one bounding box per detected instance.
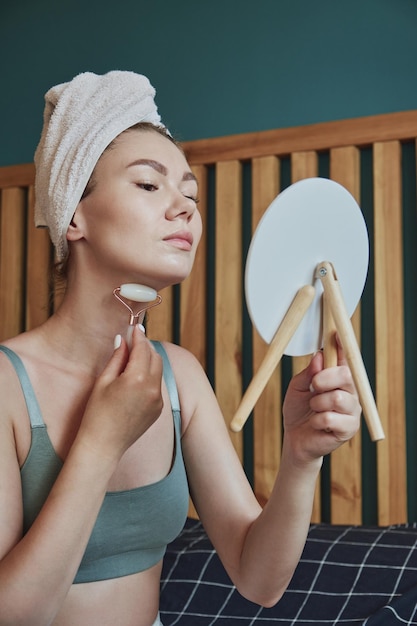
[113,283,162,347]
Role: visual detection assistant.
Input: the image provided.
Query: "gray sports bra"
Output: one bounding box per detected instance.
[0,342,189,584]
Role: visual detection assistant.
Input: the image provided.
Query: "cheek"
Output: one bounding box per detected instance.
[192,213,203,247]
[84,192,138,237]
[81,203,137,259]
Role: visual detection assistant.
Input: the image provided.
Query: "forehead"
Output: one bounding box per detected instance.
[99,128,190,173]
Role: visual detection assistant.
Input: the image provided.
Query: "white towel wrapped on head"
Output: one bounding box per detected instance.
[34,70,165,260]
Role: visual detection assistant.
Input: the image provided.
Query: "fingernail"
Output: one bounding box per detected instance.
[114,334,122,349]
[138,324,145,334]
[309,383,315,393]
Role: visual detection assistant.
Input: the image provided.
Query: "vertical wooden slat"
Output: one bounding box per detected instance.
[179,164,208,368]
[0,187,26,341]
[290,151,318,186]
[147,286,174,342]
[215,160,243,458]
[290,151,321,522]
[374,140,407,524]
[251,156,281,507]
[329,146,363,524]
[290,151,318,377]
[26,185,52,330]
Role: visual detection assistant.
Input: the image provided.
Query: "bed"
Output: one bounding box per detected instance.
[1,110,417,624]
[160,519,417,624]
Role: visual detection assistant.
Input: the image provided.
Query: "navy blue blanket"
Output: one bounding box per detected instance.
[160,519,417,625]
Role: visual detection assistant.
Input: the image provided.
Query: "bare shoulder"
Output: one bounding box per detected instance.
[0,339,24,407]
[156,341,207,384]
[0,341,28,557]
[0,334,34,452]
[156,341,216,432]
[0,344,23,430]
[0,330,40,363]
[0,332,38,398]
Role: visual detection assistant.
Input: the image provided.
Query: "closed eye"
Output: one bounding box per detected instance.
[184,194,200,204]
[137,182,158,191]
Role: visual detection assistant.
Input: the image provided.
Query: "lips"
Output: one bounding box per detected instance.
[163,230,194,251]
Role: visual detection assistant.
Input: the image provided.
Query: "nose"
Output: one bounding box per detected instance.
[165,189,197,222]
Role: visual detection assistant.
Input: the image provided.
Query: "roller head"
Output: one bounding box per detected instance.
[119,283,157,302]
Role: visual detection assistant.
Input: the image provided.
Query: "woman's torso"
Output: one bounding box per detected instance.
[0,338,188,626]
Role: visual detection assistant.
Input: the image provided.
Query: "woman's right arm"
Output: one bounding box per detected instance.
[0,327,163,626]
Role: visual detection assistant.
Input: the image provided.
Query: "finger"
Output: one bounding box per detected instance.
[126,325,163,378]
[127,324,154,367]
[335,334,349,367]
[310,386,358,415]
[100,334,130,381]
[129,323,148,349]
[291,351,324,394]
[312,364,357,397]
[310,410,359,441]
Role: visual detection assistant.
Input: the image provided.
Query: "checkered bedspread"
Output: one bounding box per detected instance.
[160,518,417,625]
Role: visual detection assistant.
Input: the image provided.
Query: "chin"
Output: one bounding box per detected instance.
[160,263,194,289]
[136,273,188,294]
[156,274,189,291]
[127,261,194,294]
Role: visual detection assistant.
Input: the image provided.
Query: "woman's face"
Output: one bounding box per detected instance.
[71,129,202,290]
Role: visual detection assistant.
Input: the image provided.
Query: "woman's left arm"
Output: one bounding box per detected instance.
[167,344,360,608]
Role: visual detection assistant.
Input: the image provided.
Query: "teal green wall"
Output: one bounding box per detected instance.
[1,0,417,166]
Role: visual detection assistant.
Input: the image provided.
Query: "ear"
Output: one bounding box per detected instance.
[66,207,86,243]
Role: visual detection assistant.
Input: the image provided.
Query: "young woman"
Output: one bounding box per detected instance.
[0,71,360,626]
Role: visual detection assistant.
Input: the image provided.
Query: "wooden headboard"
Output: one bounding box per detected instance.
[1,110,417,526]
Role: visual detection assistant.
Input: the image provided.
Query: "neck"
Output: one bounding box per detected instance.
[39,276,154,374]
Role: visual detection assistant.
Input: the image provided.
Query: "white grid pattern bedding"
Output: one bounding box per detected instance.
[160,519,417,625]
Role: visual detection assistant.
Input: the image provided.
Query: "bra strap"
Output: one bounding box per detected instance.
[151,341,180,412]
[0,345,44,427]
[0,342,181,425]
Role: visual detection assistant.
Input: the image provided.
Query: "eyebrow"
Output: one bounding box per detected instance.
[127,158,197,183]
